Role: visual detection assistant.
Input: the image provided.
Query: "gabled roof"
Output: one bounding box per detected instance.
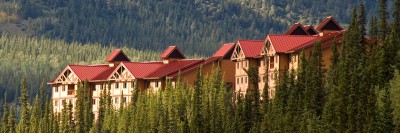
[315,16,344,31]
[168,57,221,78]
[237,40,265,58]
[105,49,130,62]
[122,62,164,79]
[160,46,186,59]
[267,35,319,53]
[285,23,309,35]
[68,65,113,81]
[212,43,235,59]
[145,60,203,79]
[289,30,345,52]
[303,25,319,35]
[48,64,115,84]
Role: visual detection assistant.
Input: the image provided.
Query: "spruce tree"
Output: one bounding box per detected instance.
[1,92,9,133]
[189,66,204,133]
[75,81,85,133]
[61,101,68,133]
[244,66,261,132]
[83,81,93,132]
[380,86,394,132]
[7,105,15,133]
[17,77,30,133]
[29,95,39,133]
[322,40,340,132]
[39,81,46,117]
[379,0,388,40]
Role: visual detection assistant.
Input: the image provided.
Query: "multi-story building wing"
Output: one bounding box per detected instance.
[230,16,345,97]
[49,45,236,117]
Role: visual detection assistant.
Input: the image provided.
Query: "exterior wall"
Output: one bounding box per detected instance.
[235,59,250,93]
[221,60,236,87]
[52,84,77,114]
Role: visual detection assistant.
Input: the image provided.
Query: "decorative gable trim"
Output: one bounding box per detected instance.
[107,63,135,81]
[54,66,80,84]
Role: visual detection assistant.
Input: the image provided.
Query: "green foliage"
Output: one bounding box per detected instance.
[17,77,30,133]
[0,34,159,105]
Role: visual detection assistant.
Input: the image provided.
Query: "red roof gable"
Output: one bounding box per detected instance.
[238,40,265,58]
[267,35,318,53]
[105,49,130,62]
[122,62,164,79]
[160,46,186,59]
[145,60,203,79]
[315,16,343,31]
[284,23,309,35]
[212,43,235,58]
[303,25,319,35]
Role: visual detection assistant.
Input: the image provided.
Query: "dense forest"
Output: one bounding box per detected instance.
[0,34,160,105]
[0,0,380,55]
[1,0,400,132]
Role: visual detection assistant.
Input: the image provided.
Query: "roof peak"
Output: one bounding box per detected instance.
[105,49,130,62]
[160,46,186,59]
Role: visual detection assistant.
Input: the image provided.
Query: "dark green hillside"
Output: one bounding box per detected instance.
[0,0,380,55]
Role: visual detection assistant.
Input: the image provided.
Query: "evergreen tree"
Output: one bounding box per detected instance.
[380,86,394,132]
[189,66,204,133]
[29,96,39,133]
[39,81,47,117]
[17,77,30,133]
[243,66,261,132]
[1,92,9,133]
[379,0,388,40]
[359,3,367,41]
[322,40,340,132]
[75,81,85,133]
[7,105,15,133]
[61,101,68,133]
[83,81,94,132]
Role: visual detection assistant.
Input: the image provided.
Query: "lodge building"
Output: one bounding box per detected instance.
[49,16,345,116]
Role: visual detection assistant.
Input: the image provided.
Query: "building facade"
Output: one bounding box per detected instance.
[49,16,346,117]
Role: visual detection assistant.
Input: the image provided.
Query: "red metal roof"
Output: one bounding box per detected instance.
[267,35,318,53]
[105,49,130,62]
[145,59,203,79]
[122,62,164,79]
[168,57,221,78]
[212,43,235,58]
[289,30,345,52]
[315,16,343,31]
[238,40,265,58]
[68,64,114,81]
[160,46,186,59]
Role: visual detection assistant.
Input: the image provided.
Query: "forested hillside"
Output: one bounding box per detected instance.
[0,0,380,55]
[0,34,160,104]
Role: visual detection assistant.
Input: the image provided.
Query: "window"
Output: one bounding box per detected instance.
[123,97,127,103]
[54,100,58,106]
[62,85,65,92]
[100,84,104,90]
[92,99,96,105]
[241,77,243,84]
[269,57,275,69]
[55,87,58,92]
[115,83,119,89]
[236,63,239,69]
[115,97,119,104]
[245,77,247,84]
[123,82,127,89]
[237,78,239,84]
[131,81,135,88]
[155,82,159,88]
